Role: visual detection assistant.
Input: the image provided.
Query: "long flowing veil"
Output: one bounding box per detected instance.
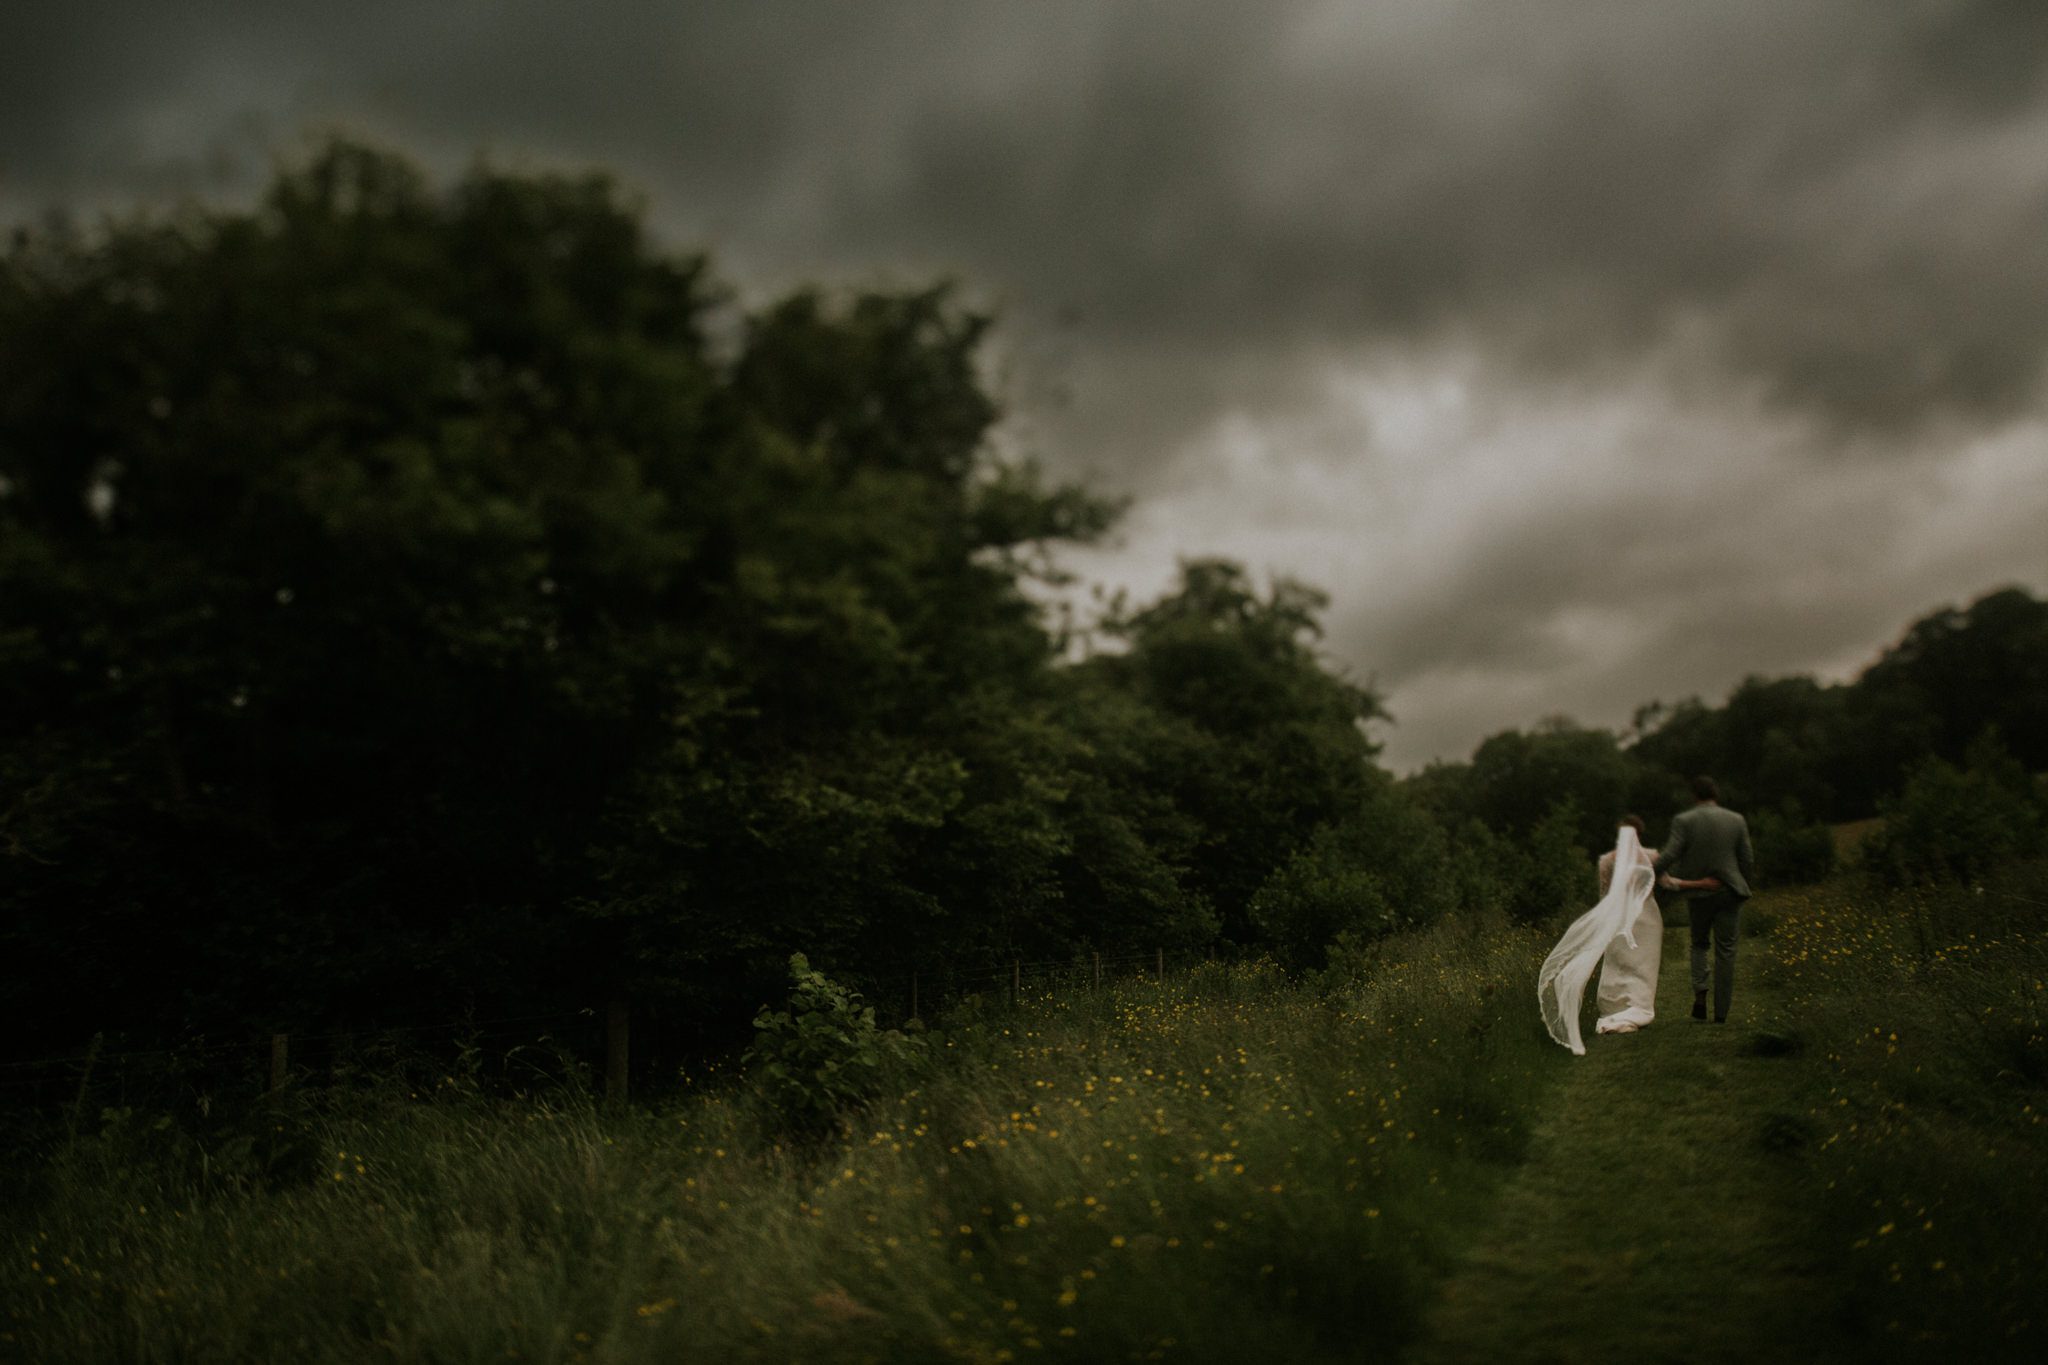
[1537,826,1656,1055]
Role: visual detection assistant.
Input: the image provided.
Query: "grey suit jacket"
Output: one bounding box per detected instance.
[1655,802,1756,899]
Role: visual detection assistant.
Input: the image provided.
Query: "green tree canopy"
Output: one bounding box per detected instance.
[1084,560,1386,940]
[0,142,1151,1051]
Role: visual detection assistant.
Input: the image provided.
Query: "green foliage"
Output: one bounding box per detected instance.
[1859,587,2048,772]
[1095,559,1386,942]
[1746,803,1835,886]
[1249,776,1457,970]
[1461,719,1636,854]
[1390,764,1602,929]
[0,138,1415,1059]
[1762,867,2048,1351]
[1861,732,2045,886]
[742,954,927,1135]
[1502,800,1598,925]
[0,138,1217,1052]
[0,913,1552,1365]
[1630,586,2048,823]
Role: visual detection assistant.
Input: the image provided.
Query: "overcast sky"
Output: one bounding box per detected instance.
[6,0,2046,768]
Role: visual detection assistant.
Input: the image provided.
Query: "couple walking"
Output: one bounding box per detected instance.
[1539,777,1758,1055]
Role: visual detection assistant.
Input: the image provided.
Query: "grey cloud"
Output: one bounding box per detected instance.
[780,1,2048,437]
[14,1,2048,437]
[6,0,2047,769]
[1905,0,2048,115]
[1345,482,1867,687]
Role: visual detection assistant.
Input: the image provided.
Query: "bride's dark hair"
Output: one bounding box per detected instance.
[1619,814,1645,838]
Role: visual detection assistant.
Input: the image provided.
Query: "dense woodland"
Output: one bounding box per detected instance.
[4,143,2045,1071]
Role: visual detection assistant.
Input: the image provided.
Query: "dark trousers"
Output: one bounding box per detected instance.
[1688,890,1743,1020]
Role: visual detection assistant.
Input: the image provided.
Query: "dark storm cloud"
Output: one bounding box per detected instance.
[5,0,2046,767]
[9,1,2048,434]
[771,0,2048,438]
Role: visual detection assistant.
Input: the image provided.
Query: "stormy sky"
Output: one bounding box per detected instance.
[6,0,2047,769]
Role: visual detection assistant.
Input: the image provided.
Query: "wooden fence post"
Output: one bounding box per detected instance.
[66,1033,104,1140]
[1011,960,1021,1007]
[606,997,630,1106]
[269,1034,288,1093]
[1093,952,1102,993]
[1157,947,1165,981]
[910,971,919,1022]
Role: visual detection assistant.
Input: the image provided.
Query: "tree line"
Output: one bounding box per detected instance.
[3,142,2042,1067]
[1406,584,2048,883]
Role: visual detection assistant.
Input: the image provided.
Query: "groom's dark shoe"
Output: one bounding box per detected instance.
[1692,991,1708,1021]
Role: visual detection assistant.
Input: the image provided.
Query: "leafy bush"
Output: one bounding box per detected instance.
[1501,800,1597,924]
[1248,778,1458,969]
[1248,842,1401,972]
[1438,819,1515,922]
[1862,732,2044,886]
[742,953,928,1135]
[1748,802,1835,886]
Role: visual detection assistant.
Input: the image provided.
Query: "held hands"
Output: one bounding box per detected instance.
[1657,873,1723,892]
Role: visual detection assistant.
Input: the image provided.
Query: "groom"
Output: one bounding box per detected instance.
[1655,776,1756,1023]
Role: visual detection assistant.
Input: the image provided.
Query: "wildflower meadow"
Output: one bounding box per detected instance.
[1755,865,2048,1353]
[7,863,2047,1362]
[5,915,1556,1363]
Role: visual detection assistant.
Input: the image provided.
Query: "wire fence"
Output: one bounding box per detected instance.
[0,944,1215,1107]
[15,880,2035,1110]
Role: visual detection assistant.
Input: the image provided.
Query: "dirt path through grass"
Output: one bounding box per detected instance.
[1409,902,1844,1363]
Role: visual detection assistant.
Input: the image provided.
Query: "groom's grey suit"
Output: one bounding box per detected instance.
[1655,801,1756,1021]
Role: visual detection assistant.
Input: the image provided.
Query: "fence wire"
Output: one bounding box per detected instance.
[0,944,1214,1085]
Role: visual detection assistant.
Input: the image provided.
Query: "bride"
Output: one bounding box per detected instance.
[1538,816,1717,1055]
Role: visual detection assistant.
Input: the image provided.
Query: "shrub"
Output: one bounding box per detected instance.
[1501,799,1596,924]
[1248,778,1458,969]
[742,953,928,1136]
[1862,731,2044,886]
[1427,819,1525,924]
[1748,802,1835,886]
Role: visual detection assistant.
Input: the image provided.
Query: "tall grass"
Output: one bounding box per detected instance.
[1756,862,2048,1355]
[3,912,1553,1363]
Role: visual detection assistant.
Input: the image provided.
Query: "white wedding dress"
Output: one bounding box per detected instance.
[1538,826,1662,1055]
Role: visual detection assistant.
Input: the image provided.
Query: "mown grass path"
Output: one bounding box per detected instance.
[1409,898,1844,1363]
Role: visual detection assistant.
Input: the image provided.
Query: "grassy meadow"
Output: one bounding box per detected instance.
[1754,866,2048,1354]
[6,864,2047,1362]
[3,916,1555,1363]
